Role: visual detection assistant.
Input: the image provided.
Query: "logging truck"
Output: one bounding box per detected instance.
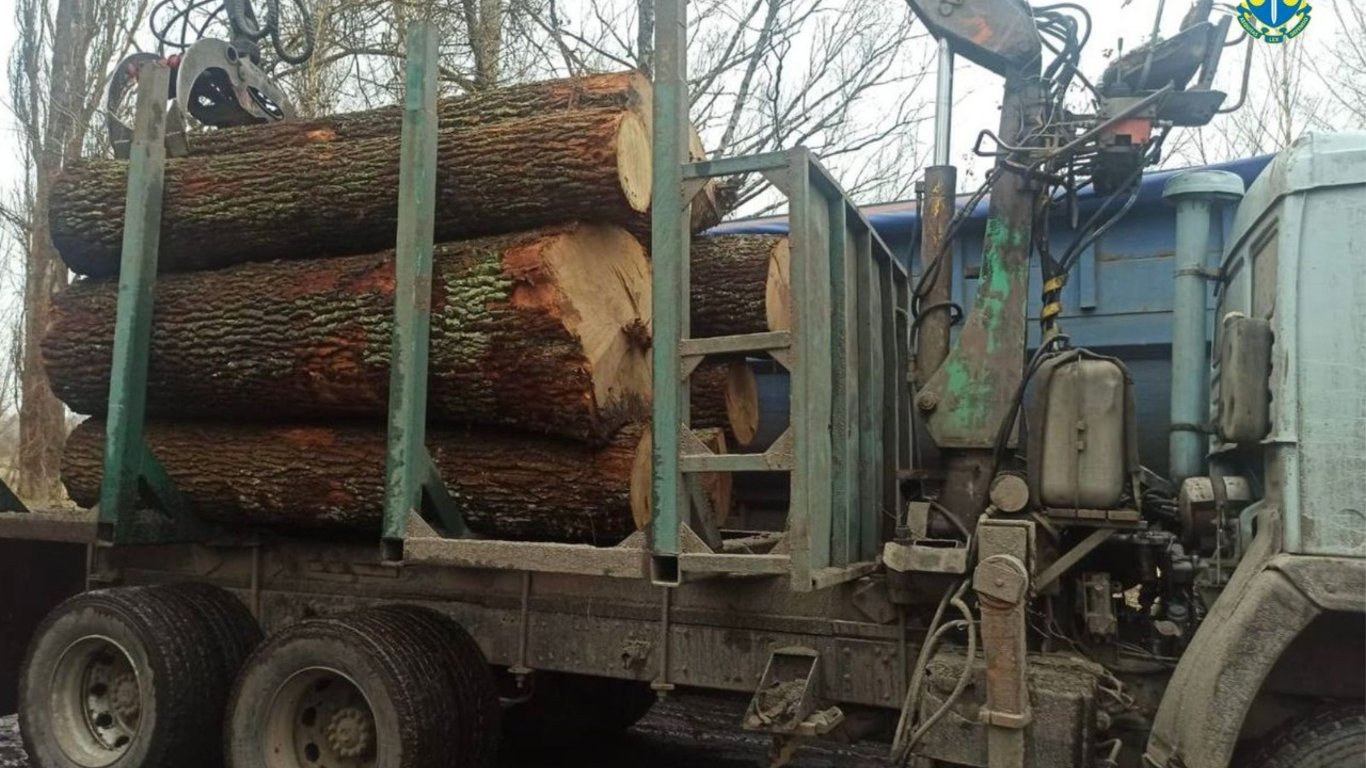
[1,1,1364,767]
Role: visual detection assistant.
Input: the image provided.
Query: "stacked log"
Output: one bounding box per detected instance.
[184,72,656,156]
[185,71,725,237]
[45,225,653,442]
[691,235,791,337]
[48,72,792,543]
[63,421,716,545]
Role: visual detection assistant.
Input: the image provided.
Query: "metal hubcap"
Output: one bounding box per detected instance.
[266,668,378,768]
[50,636,142,767]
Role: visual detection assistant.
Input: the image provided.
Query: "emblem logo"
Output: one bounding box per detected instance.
[1237,0,1312,43]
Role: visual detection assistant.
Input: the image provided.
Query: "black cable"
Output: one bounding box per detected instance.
[150,0,314,67]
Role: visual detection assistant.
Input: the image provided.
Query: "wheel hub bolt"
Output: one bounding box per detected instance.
[327,707,372,758]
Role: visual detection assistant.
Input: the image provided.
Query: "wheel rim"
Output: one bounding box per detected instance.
[49,636,143,767]
[265,667,379,768]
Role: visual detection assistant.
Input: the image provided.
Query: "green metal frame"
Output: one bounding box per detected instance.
[649,0,910,591]
[96,61,206,544]
[380,20,465,559]
[0,480,28,513]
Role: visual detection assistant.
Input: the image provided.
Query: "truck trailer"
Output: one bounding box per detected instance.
[0,1,1363,767]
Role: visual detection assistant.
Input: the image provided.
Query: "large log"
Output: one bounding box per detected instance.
[691,359,761,448]
[691,235,791,337]
[44,225,652,442]
[187,72,653,156]
[184,71,725,233]
[51,109,653,276]
[63,420,731,545]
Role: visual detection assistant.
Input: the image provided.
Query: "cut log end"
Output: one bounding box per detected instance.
[629,425,733,531]
[723,360,761,448]
[616,113,653,214]
[537,224,654,418]
[765,238,793,333]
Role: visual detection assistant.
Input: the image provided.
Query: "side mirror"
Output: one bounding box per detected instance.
[1216,313,1273,444]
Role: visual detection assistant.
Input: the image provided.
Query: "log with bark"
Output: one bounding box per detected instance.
[690,235,791,338]
[51,109,653,276]
[186,72,654,156]
[44,225,652,442]
[690,359,761,448]
[629,426,732,531]
[62,419,727,545]
[185,71,726,234]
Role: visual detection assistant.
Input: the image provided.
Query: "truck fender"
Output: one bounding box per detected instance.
[1144,523,1366,768]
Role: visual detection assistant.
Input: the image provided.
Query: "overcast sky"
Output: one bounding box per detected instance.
[0,0,1335,190]
[0,0,1346,241]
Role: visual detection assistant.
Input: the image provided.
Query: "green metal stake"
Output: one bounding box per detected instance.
[382,20,465,557]
[649,0,691,585]
[0,481,28,513]
[99,61,176,540]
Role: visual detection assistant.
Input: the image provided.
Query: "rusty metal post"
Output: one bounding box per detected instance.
[974,554,1031,768]
[913,36,958,387]
[920,68,1043,523]
[914,165,958,386]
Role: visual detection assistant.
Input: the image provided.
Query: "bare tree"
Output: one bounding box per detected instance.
[4,0,146,503]
[533,0,934,211]
[1168,35,1330,165]
[1312,1,1366,127]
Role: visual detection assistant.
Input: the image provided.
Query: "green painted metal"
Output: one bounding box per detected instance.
[382,20,464,548]
[648,0,691,580]
[98,62,200,543]
[828,201,856,566]
[918,74,1039,453]
[100,61,170,529]
[682,152,790,178]
[651,0,907,588]
[680,332,791,358]
[0,481,28,513]
[661,145,908,589]
[855,229,883,562]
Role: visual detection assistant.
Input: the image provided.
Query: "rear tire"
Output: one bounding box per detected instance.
[225,606,495,768]
[1250,703,1366,768]
[18,584,258,768]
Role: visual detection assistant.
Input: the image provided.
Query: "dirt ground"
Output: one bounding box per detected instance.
[0,692,892,767]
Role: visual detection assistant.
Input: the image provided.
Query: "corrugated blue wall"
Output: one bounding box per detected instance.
[707,154,1273,476]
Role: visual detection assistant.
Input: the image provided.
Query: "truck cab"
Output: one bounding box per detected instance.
[1146,131,1366,767]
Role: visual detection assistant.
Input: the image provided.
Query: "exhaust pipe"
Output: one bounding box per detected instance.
[1162,170,1244,482]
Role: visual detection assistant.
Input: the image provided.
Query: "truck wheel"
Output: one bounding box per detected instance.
[372,606,499,768]
[1251,704,1366,768]
[155,582,263,675]
[18,584,257,768]
[503,671,655,743]
[226,607,494,768]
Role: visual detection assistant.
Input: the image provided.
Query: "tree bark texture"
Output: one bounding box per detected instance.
[44,225,653,443]
[186,72,653,156]
[690,235,790,338]
[50,109,653,277]
[181,70,724,236]
[62,419,648,544]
